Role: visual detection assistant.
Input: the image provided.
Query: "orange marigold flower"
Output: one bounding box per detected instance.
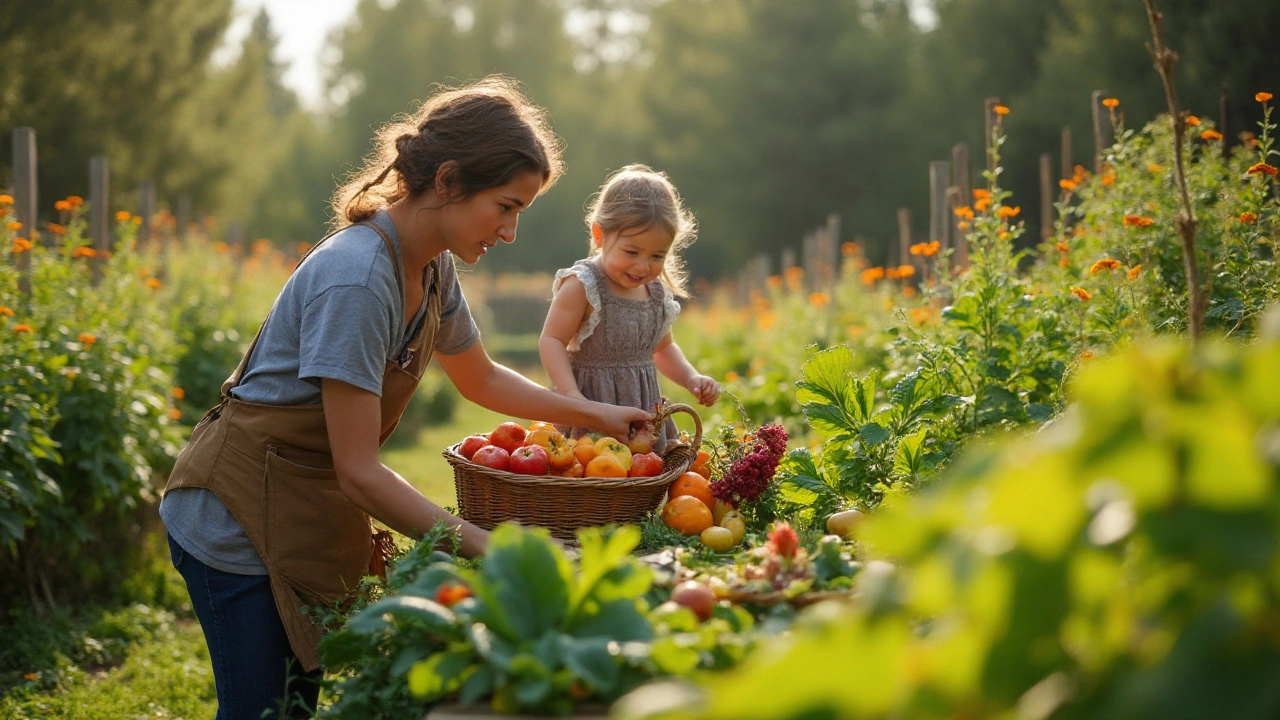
[12,237,33,252]
[1056,242,1070,252]
[993,105,1010,116]
[885,267,901,280]
[1059,179,1077,190]
[1247,163,1279,177]
[1102,98,1119,108]
[146,278,162,289]
[998,231,1012,241]
[72,246,97,258]
[1147,164,1163,173]
[953,206,974,220]
[13,323,33,333]
[910,307,931,324]
[861,267,886,284]
[972,188,991,202]
[1070,287,1093,301]
[847,324,865,336]
[897,264,916,278]
[67,196,84,207]
[809,292,831,307]
[1200,129,1223,141]
[909,242,928,256]
[958,221,970,231]
[1185,115,1200,127]
[1080,350,1095,360]
[47,223,66,235]
[1126,264,1143,280]
[974,197,991,212]
[841,241,859,256]
[1100,172,1116,186]
[1240,212,1258,224]
[902,286,917,297]
[55,200,71,212]
[168,407,183,420]
[78,333,97,345]
[131,215,142,226]
[7,221,22,231]
[923,240,941,257]
[1090,258,1121,274]
[0,306,12,316]
[173,387,186,400]
[1123,215,1154,228]
[996,206,1021,219]
[766,275,781,290]
[214,241,230,254]
[0,194,12,205]
[1257,92,1273,103]
[114,210,131,222]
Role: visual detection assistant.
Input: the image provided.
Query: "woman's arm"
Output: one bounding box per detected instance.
[322,378,489,557]
[654,332,721,406]
[436,341,650,440]
[538,275,588,399]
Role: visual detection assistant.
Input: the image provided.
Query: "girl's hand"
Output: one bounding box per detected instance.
[686,374,721,406]
[593,403,653,440]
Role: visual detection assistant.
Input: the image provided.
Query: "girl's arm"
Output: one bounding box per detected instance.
[538,275,589,400]
[437,339,650,440]
[323,378,490,557]
[654,331,721,406]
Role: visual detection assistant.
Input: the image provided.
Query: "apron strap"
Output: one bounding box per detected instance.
[220,219,405,399]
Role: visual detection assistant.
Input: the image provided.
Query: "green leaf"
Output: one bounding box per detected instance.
[482,524,573,641]
[650,637,700,675]
[558,635,619,691]
[406,650,474,699]
[859,422,891,447]
[458,665,495,705]
[893,429,927,477]
[347,595,456,635]
[568,526,652,626]
[569,598,652,642]
[513,676,553,705]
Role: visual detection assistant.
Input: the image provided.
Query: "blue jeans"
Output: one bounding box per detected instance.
[168,533,322,720]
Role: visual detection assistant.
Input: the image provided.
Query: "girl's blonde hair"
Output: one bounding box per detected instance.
[585,164,697,298]
[332,75,564,228]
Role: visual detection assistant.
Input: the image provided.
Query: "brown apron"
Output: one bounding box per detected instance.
[163,221,441,672]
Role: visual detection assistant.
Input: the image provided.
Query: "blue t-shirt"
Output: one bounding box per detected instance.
[159,210,478,574]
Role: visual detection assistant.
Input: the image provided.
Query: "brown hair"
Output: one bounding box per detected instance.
[332,75,564,227]
[585,164,697,298]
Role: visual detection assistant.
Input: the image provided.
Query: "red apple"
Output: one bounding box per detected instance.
[628,451,664,477]
[670,580,716,621]
[489,421,528,454]
[459,434,490,460]
[627,420,658,455]
[471,445,510,471]
[509,444,550,476]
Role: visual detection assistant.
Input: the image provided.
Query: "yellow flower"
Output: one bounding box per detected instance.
[1257,92,1273,103]
[13,323,33,333]
[1200,129,1223,141]
[1070,287,1093,301]
[146,278,162,290]
[809,292,831,307]
[1090,258,1121,274]
[1126,265,1143,280]
[115,210,131,222]
[1185,115,1200,127]
[1102,98,1119,109]
[993,105,1010,116]
[1123,215,1154,228]
[1247,163,1279,177]
[1239,212,1258,224]
[0,194,12,205]
[77,333,97,345]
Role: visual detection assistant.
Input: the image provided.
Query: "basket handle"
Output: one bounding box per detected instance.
[655,402,702,458]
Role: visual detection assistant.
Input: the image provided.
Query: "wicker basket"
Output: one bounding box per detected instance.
[444,403,702,541]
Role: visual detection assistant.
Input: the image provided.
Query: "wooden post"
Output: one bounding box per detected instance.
[11,127,36,295]
[176,194,191,242]
[89,156,109,285]
[138,179,156,248]
[802,231,817,291]
[1040,153,1053,240]
[780,246,795,275]
[929,161,950,251]
[897,208,913,272]
[947,186,969,271]
[952,143,970,204]
[1091,90,1115,174]
[984,97,1001,173]
[824,214,840,290]
[1061,126,1073,179]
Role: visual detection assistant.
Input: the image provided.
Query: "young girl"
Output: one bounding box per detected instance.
[540,164,720,446]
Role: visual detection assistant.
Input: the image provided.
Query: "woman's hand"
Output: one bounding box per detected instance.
[686,374,721,406]
[591,402,653,440]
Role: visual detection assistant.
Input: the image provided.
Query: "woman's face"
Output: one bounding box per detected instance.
[441,171,543,264]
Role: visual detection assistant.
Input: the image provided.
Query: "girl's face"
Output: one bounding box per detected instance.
[441,171,543,264]
[594,223,674,290]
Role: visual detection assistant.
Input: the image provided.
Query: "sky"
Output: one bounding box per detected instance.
[224,0,939,111]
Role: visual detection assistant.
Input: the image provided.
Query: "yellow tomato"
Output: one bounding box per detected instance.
[594,437,633,471]
[719,511,746,544]
[699,526,736,552]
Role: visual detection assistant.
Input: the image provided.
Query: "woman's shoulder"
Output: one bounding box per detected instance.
[295,223,397,295]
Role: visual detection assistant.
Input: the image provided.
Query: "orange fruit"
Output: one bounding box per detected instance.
[712,499,734,524]
[584,454,626,478]
[662,495,714,536]
[573,436,599,466]
[669,472,714,510]
[688,449,712,480]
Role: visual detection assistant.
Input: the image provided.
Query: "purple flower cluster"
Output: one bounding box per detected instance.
[711,424,788,506]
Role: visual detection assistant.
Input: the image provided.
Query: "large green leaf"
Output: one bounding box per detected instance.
[482,524,573,641]
[568,526,652,626]
[407,650,474,699]
[893,429,927,477]
[347,595,457,635]
[558,635,619,691]
[569,598,653,642]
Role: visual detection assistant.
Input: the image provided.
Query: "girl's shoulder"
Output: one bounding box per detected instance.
[552,258,601,295]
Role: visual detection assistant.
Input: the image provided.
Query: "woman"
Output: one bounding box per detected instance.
[158,76,651,719]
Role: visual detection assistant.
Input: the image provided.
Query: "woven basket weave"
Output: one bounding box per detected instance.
[444,403,702,541]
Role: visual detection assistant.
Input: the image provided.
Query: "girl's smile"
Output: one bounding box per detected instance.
[594,223,674,296]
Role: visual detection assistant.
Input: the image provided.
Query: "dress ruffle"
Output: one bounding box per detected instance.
[552,260,604,350]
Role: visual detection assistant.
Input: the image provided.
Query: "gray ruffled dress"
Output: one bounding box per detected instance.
[553,259,681,447]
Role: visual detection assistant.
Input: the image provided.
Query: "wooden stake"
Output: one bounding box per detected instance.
[929,161,950,251]
[897,208,913,272]
[952,143,970,204]
[1061,126,1073,179]
[1040,153,1054,240]
[89,156,109,285]
[11,127,36,295]
[1092,90,1115,173]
